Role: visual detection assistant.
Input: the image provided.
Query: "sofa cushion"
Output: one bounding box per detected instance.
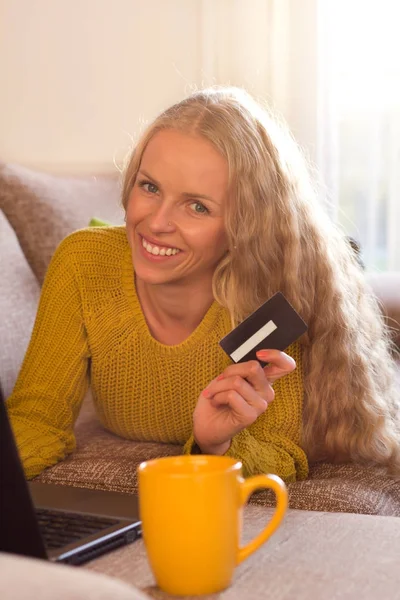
[34,395,182,493]
[249,462,400,517]
[34,396,400,517]
[0,553,148,600]
[0,162,124,284]
[0,211,41,398]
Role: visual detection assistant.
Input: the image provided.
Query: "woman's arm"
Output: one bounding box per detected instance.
[6,235,90,479]
[183,344,309,483]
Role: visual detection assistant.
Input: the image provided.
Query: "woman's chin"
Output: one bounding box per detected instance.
[133,260,179,287]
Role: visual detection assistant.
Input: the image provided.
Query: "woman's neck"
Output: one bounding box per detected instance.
[135,277,215,345]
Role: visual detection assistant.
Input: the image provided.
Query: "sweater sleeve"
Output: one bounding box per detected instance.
[227,429,307,482]
[6,236,90,480]
[183,430,308,483]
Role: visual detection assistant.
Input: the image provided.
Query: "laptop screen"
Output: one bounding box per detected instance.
[0,390,47,559]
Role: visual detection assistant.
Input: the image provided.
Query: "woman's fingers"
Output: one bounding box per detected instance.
[209,389,266,424]
[255,349,296,370]
[200,350,295,424]
[218,360,269,394]
[256,349,296,383]
[205,374,274,409]
[216,350,296,389]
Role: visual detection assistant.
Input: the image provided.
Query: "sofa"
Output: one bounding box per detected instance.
[1,160,400,518]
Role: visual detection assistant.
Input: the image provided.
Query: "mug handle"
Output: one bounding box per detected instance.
[237,473,288,564]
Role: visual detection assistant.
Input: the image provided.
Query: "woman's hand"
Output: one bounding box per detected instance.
[193,349,296,455]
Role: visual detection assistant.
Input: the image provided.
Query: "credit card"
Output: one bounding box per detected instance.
[219,292,308,363]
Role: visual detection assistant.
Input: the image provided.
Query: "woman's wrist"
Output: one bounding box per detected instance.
[194,438,231,456]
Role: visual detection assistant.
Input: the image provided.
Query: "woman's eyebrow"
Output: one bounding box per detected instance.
[139,169,219,205]
[138,169,160,185]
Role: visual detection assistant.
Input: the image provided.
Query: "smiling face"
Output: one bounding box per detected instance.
[125,129,229,289]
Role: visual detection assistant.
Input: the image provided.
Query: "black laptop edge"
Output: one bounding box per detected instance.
[0,389,141,565]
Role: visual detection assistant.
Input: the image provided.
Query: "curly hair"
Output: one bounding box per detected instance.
[121,86,400,476]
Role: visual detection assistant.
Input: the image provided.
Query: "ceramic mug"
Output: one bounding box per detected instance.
[138,455,288,596]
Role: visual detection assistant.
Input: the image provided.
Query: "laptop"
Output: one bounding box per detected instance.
[0,389,142,565]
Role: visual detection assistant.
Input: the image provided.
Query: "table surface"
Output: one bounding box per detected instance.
[84,506,400,600]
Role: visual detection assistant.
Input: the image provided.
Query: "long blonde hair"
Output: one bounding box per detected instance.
[121,87,400,475]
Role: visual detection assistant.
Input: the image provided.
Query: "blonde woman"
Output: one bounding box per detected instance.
[7,87,400,483]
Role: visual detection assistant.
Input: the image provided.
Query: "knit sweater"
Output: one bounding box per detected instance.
[7,227,308,482]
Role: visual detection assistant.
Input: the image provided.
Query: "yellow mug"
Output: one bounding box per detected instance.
[138,455,288,596]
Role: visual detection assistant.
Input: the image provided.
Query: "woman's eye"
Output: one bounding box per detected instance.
[140,181,158,194]
[190,201,209,215]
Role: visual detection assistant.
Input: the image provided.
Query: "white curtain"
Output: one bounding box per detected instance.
[198,0,320,159]
[319,0,400,271]
[199,0,400,271]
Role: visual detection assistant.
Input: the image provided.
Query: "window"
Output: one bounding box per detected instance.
[321,0,400,271]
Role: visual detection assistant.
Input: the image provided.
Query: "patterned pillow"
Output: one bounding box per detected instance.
[0,162,124,284]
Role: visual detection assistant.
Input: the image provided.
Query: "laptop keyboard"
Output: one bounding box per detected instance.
[36,508,120,549]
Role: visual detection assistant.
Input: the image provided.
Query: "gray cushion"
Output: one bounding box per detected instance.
[0,553,148,600]
[0,162,124,284]
[0,210,41,398]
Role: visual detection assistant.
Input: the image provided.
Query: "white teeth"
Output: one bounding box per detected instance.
[141,237,180,257]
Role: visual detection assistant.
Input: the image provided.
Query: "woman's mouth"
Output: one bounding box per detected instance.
[141,236,181,257]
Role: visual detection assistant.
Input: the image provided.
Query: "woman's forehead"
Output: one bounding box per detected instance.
[140,130,229,197]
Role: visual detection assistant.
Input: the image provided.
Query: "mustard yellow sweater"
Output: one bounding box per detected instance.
[7,227,308,482]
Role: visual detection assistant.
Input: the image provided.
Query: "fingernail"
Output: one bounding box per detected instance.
[216,374,224,381]
[256,350,270,356]
[203,389,211,398]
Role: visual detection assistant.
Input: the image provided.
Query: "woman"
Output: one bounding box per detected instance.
[7,87,400,482]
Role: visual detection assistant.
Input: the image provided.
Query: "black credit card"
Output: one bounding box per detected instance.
[219,292,308,363]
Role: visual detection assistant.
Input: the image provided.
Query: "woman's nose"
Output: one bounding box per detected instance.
[148,203,175,232]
